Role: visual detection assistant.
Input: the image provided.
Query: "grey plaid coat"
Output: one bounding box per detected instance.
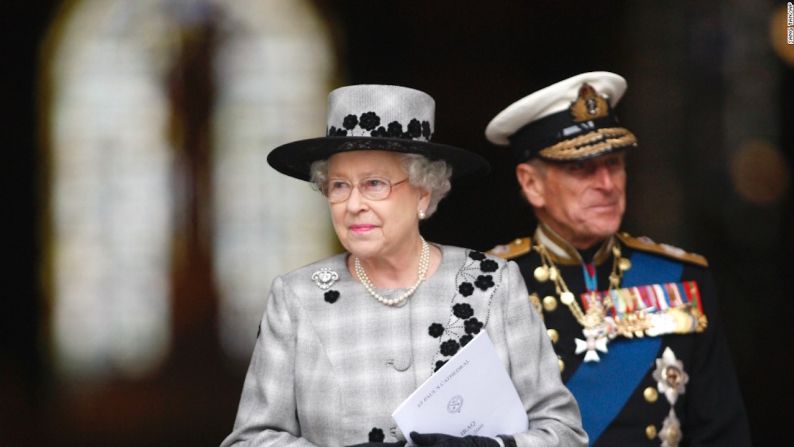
[221,245,586,447]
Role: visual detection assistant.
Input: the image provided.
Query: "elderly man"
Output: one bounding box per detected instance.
[485,72,750,446]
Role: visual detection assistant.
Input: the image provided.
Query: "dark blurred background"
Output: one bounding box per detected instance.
[3,0,792,446]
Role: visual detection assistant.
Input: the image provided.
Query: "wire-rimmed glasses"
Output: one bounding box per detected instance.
[322,176,409,203]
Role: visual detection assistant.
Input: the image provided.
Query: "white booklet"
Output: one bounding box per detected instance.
[392,332,528,441]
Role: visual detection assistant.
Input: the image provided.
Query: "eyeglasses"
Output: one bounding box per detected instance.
[322,176,409,203]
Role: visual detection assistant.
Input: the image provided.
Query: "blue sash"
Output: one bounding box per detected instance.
[566,252,682,445]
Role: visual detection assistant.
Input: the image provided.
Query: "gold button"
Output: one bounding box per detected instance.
[547,329,559,344]
[534,266,549,282]
[643,387,658,403]
[542,295,558,312]
[558,356,565,372]
[645,424,657,440]
[618,257,632,272]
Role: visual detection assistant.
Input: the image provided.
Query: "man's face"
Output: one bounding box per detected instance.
[517,152,627,249]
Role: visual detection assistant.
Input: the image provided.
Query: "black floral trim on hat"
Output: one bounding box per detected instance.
[422,121,432,138]
[327,126,348,137]
[359,112,380,131]
[408,119,422,138]
[327,111,432,141]
[429,250,505,373]
[343,114,358,130]
[368,427,385,443]
[387,121,403,138]
[371,126,388,137]
[324,290,340,304]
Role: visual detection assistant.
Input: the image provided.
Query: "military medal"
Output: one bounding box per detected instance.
[571,264,611,361]
[574,323,610,362]
[534,242,628,362]
[586,282,708,338]
[534,234,709,362]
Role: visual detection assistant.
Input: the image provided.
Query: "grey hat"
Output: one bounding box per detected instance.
[267,84,489,181]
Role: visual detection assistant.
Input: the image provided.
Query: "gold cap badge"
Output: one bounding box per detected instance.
[570,83,610,122]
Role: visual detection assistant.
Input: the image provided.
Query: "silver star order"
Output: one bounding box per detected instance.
[652,347,689,404]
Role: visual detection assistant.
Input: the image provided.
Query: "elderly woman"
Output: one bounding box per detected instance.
[221,85,586,447]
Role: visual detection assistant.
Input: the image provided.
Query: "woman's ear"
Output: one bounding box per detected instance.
[516,162,546,208]
[417,187,431,215]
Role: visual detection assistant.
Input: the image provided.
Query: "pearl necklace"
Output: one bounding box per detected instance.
[354,237,430,306]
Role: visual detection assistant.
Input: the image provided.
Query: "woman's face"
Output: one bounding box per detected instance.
[326,150,429,261]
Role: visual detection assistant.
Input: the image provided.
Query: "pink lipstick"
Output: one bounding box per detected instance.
[350,224,376,234]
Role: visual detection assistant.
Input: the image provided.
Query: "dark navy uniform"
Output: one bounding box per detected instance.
[491,225,751,446]
[484,71,751,445]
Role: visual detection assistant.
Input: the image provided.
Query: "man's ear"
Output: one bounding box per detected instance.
[516,162,545,208]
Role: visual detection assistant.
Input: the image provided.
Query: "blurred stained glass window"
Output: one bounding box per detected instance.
[45,0,337,380]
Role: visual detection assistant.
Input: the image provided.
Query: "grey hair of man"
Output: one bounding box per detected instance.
[309,153,452,217]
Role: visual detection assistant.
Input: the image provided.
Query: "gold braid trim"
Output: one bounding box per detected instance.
[539,127,637,161]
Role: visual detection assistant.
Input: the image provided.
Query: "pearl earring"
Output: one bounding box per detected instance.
[418,209,426,220]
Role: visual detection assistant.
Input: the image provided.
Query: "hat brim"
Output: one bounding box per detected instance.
[267,136,490,181]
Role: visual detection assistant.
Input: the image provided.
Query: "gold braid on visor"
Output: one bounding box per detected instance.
[538,127,637,161]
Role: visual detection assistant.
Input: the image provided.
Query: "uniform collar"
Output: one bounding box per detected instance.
[534,223,615,266]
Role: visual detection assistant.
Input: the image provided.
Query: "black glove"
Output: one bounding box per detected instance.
[346,442,406,447]
[409,432,499,447]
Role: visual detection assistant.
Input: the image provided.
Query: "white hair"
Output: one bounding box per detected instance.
[309,152,453,218]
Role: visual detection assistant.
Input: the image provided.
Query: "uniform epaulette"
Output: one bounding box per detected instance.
[487,237,532,260]
[616,232,708,267]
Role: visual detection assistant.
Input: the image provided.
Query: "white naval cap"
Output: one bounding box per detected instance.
[485,71,636,162]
